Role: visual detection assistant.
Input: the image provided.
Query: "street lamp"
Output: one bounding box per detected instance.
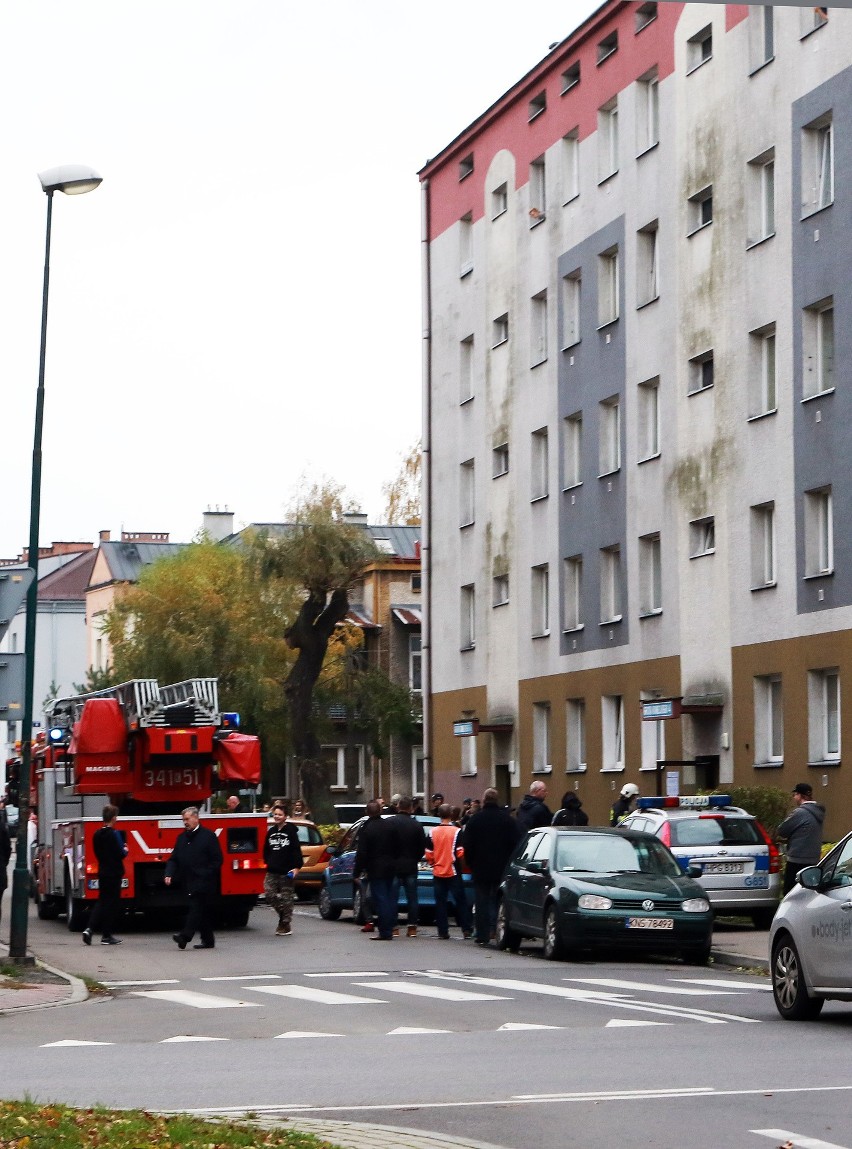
[8,165,102,963]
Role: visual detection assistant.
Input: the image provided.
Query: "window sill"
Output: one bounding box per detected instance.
[751,581,777,593]
[748,55,775,77]
[599,615,623,626]
[597,48,617,66]
[562,339,581,352]
[530,493,549,504]
[600,766,626,774]
[529,213,546,229]
[687,219,713,238]
[753,760,783,769]
[460,520,475,530]
[460,263,473,279]
[598,468,621,480]
[460,644,476,652]
[329,786,348,793]
[566,766,588,774]
[562,192,580,207]
[638,451,661,465]
[564,481,583,493]
[596,317,620,332]
[459,394,474,407]
[636,140,659,160]
[801,200,833,221]
[532,630,551,640]
[804,569,834,580]
[808,759,841,769]
[491,337,508,349]
[688,384,714,397]
[493,470,509,480]
[563,624,585,635]
[493,600,509,609]
[532,766,553,775]
[530,355,548,368]
[686,55,712,77]
[639,608,662,619]
[801,387,835,404]
[636,294,659,311]
[747,408,777,423]
[491,207,508,222]
[800,22,827,41]
[746,232,775,251]
[460,771,478,778]
[690,549,715,560]
[597,169,619,187]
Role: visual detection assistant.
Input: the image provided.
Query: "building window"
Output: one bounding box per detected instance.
[598,247,619,326]
[562,270,581,347]
[802,114,833,215]
[636,3,658,33]
[803,298,834,398]
[636,69,659,154]
[459,213,473,276]
[638,377,660,460]
[749,6,775,70]
[690,516,715,558]
[563,555,583,631]
[411,747,425,799]
[748,324,776,417]
[460,583,475,649]
[461,735,477,776]
[492,442,509,478]
[639,533,662,615]
[409,634,422,693]
[460,335,474,403]
[747,150,775,244]
[459,459,475,527]
[687,25,713,73]
[561,61,580,93]
[600,545,622,623]
[804,487,833,576]
[492,183,508,219]
[800,5,829,37]
[530,290,548,366]
[602,695,625,771]
[636,221,659,306]
[754,675,783,764]
[689,350,714,395]
[528,90,547,121]
[641,705,666,772]
[598,98,619,181]
[809,668,840,762]
[750,502,776,588]
[598,397,621,475]
[492,313,509,348]
[459,153,474,181]
[533,703,551,772]
[597,30,618,63]
[492,573,509,607]
[562,130,580,203]
[531,427,549,501]
[529,156,546,224]
[566,700,587,772]
[563,412,583,488]
[531,564,550,637]
[323,745,365,791]
[688,186,713,234]
[411,573,421,594]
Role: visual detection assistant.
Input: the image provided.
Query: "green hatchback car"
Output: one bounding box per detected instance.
[496,826,713,963]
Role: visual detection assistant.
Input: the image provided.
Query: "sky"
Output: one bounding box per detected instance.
[0,0,604,557]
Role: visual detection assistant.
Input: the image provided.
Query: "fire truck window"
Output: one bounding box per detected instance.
[227,827,258,854]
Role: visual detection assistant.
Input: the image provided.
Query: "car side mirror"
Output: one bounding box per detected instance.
[526,859,547,874]
[797,865,823,890]
[686,864,703,879]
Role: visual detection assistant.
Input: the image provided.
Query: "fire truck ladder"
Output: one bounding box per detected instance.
[47,678,220,731]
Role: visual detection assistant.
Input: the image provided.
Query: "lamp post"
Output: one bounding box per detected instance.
[8,165,102,963]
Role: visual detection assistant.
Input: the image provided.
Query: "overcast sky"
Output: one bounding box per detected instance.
[0,1,601,556]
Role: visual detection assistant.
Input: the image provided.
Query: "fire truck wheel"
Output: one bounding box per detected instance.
[223,908,250,929]
[36,887,60,920]
[64,874,88,933]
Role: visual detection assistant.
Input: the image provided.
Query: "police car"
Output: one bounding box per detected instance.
[620,795,781,928]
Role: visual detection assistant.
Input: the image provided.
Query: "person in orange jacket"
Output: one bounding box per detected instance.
[425,804,473,939]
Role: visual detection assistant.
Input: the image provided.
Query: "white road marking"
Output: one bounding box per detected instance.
[670,978,771,991]
[387,1026,452,1035]
[131,990,260,1009]
[751,1131,850,1149]
[566,977,745,996]
[102,980,179,987]
[42,1039,114,1048]
[200,974,282,982]
[498,1022,563,1031]
[248,985,386,1005]
[160,1036,229,1043]
[304,971,389,978]
[274,1031,345,1039]
[605,1019,671,1028]
[353,980,509,1002]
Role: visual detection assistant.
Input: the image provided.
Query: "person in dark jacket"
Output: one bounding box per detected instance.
[354,800,396,940]
[82,804,127,946]
[515,781,552,831]
[388,796,427,937]
[778,783,827,894]
[0,815,11,926]
[552,791,589,827]
[263,802,304,936]
[610,783,640,826]
[165,806,224,950]
[462,788,523,945]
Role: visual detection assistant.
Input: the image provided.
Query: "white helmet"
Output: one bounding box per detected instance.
[621,783,640,798]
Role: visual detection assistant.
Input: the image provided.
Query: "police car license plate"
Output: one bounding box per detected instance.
[703,862,744,874]
[626,917,673,929]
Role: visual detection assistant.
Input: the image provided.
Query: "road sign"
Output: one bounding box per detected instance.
[0,568,34,715]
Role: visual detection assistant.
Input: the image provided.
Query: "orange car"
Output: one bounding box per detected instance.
[288,818,333,900]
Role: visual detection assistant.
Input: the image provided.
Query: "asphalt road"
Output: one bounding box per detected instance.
[4,901,852,1148]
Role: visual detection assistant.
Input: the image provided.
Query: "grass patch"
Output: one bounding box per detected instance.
[0,1100,341,1148]
[77,976,110,998]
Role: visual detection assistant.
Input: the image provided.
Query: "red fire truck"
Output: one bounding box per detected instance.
[32,677,267,931]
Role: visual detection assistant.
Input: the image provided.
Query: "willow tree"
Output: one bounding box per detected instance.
[253,484,379,811]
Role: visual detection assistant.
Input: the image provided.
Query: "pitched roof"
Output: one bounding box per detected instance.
[96,540,186,584]
[37,549,98,601]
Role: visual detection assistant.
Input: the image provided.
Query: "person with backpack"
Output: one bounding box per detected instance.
[552,791,589,827]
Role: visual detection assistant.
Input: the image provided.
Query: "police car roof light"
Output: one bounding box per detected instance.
[636,794,731,811]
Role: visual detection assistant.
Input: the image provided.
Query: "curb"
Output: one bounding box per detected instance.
[710,947,769,973]
[0,944,89,1014]
[241,1114,510,1149]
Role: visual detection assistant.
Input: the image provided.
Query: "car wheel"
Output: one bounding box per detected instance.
[494,901,522,953]
[352,885,367,924]
[772,934,824,1020]
[318,886,342,921]
[542,906,567,961]
[751,907,776,930]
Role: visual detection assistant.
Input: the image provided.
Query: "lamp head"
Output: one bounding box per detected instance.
[37,165,102,195]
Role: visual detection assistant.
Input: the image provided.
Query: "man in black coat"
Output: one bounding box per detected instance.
[354,800,396,940]
[515,781,553,831]
[0,814,11,926]
[263,802,304,936]
[387,796,427,937]
[83,804,127,946]
[165,806,224,950]
[462,788,522,945]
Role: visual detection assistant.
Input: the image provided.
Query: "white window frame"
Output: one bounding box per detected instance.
[802,114,834,216]
[531,427,549,501]
[491,183,508,220]
[566,699,587,772]
[748,6,774,71]
[563,555,583,631]
[530,290,548,366]
[639,533,662,615]
[687,25,713,73]
[602,694,625,772]
[598,396,621,476]
[528,91,547,122]
[531,564,550,637]
[638,377,660,460]
[492,442,509,478]
[492,573,509,607]
[459,154,474,181]
[529,155,546,224]
[689,516,716,558]
[562,130,579,203]
[803,299,834,398]
[748,324,777,417]
[459,213,473,277]
[409,633,422,693]
[492,313,509,348]
[460,335,474,404]
[597,31,618,64]
[800,5,829,37]
[533,702,551,773]
[411,746,425,799]
[597,247,619,326]
[563,412,583,489]
[804,487,833,576]
[687,186,713,234]
[460,583,476,649]
[750,502,776,589]
[459,459,475,527]
[689,350,714,395]
[636,221,658,306]
[561,62,580,93]
[747,151,775,245]
[636,69,659,155]
[460,735,477,777]
[600,545,622,623]
[562,270,581,348]
[808,668,840,763]
[640,699,665,772]
[635,2,657,33]
[754,675,783,764]
[598,98,619,182]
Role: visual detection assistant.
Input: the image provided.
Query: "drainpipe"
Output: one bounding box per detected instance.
[420,177,433,796]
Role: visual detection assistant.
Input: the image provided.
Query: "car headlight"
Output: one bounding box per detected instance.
[681,898,711,913]
[578,894,613,910]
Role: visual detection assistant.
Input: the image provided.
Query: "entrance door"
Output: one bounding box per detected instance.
[494,763,511,807]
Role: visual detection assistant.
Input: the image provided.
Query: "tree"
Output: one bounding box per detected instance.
[72,666,119,695]
[382,439,421,525]
[102,540,295,777]
[253,482,379,813]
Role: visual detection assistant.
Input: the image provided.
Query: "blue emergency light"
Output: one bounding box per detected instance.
[637,794,731,810]
[221,712,240,730]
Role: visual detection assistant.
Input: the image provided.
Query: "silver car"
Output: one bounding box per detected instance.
[770,830,852,1020]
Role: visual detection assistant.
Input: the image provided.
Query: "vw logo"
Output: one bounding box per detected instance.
[642,899,655,911]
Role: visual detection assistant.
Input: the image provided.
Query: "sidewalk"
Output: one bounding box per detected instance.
[710,926,770,972]
[0,938,88,1014]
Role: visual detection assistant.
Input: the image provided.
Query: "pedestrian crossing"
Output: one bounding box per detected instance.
[39,969,771,1047]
